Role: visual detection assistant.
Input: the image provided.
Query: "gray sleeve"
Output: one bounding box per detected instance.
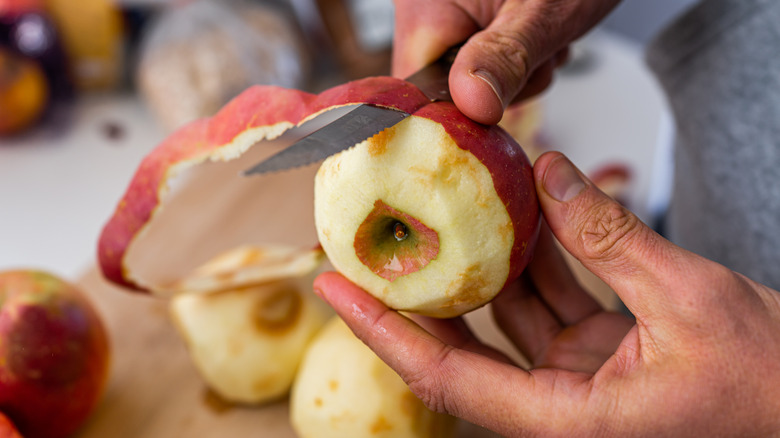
[645,0,780,289]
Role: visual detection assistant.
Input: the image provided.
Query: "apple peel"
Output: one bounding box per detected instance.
[98,77,431,295]
[97,76,540,319]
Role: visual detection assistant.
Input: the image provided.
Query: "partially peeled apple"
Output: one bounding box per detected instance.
[315,103,540,317]
[98,75,539,319]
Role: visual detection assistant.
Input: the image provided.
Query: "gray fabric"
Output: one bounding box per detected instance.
[646,0,780,288]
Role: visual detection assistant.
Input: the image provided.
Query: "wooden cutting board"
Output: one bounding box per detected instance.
[73,255,616,438]
[72,266,506,437]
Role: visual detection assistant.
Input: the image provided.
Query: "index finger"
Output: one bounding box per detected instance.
[313,271,595,436]
[391,0,484,77]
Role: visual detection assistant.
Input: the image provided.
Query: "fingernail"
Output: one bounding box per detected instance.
[544,155,587,202]
[313,286,329,304]
[472,69,505,108]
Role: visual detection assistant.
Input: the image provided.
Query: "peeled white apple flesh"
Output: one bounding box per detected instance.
[169,246,331,404]
[290,316,457,438]
[315,114,536,318]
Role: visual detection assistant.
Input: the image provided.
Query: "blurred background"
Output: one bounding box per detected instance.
[0,0,695,278]
[0,0,696,137]
[603,0,697,44]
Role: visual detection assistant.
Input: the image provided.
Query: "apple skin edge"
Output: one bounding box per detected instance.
[413,101,540,287]
[97,76,539,297]
[98,77,430,292]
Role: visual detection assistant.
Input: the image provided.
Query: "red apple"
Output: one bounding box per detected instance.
[97,76,539,318]
[0,270,110,438]
[0,412,22,438]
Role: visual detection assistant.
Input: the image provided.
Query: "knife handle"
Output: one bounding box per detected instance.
[404,43,464,103]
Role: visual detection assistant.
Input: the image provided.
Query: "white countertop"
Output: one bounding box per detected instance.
[0,95,164,279]
[0,29,670,282]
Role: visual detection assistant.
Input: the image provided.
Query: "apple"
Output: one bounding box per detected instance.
[315,102,539,317]
[0,412,23,438]
[97,76,539,320]
[98,77,434,295]
[0,47,48,135]
[290,316,457,438]
[168,245,331,404]
[0,270,110,438]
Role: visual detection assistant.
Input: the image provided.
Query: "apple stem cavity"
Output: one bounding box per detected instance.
[354,200,439,282]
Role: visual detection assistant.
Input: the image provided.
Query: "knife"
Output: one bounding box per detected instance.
[243,45,460,177]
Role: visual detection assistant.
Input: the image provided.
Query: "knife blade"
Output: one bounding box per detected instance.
[243,45,460,177]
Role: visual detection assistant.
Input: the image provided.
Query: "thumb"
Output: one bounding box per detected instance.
[533,152,691,320]
[449,0,620,125]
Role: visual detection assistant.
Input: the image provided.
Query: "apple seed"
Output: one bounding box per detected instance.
[393,222,408,242]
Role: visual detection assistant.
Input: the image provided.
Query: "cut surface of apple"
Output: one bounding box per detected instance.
[316,103,539,317]
[290,316,457,438]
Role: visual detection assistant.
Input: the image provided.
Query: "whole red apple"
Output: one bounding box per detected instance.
[0,412,22,438]
[0,270,110,438]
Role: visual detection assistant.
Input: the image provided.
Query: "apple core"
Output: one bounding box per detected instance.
[354,199,440,282]
[252,286,302,334]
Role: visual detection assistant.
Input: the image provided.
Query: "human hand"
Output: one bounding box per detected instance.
[313,151,780,437]
[392,0,620,125]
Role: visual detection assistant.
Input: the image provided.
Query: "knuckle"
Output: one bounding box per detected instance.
[403,345,458,415]
[473,31,534,78]
[577,200,642,263]
[494,30,534,60]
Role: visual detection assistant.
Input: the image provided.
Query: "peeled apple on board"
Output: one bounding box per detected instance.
[291,316,458,438]
[97,76,540,320]
[168,245,331,404]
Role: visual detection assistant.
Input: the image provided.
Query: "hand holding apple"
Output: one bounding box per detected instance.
[98,76,539,319]
[0,270,110,438]
[313,152,780,437]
